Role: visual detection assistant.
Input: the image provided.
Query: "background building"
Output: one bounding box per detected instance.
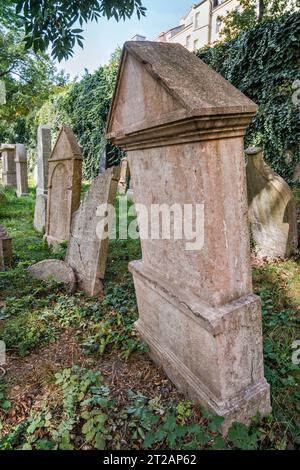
[154,1,242,51]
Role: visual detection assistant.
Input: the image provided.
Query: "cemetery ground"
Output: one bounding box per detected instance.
[0,183,299,451]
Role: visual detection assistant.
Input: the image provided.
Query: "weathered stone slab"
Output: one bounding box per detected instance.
[0,226,12,272]
[34,125,52,232]
[15,144,28,197]
[34,194,47,233]
[0,144,16,188]
[44,126,83,245]
[107,41,271,433]
[28,259,76,292]
[36,125,52,196]
[246,147,298,259]
[66,167,120,296]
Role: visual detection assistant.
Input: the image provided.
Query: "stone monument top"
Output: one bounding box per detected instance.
[49,126,83,162]
[107,41,257,145]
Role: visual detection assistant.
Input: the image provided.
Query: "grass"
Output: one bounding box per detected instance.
[0,183,299,450]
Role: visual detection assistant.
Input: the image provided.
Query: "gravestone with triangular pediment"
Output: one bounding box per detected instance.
[107,41,271,433]
[44,126,83,245]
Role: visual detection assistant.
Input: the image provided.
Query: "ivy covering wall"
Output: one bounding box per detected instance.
[23,49,122,180]
[197,12,300,184]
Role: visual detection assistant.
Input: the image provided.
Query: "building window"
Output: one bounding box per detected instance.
[195,12,200,29]
[193,39,199,51]
[213,0,225,7]
[216,18,222,33]
[186,35,191,48]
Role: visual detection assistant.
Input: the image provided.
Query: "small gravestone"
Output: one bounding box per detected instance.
[34,125,52,232]
[15,144,28,197]
[28,259,76,292]
[107,41,271,433]
[0,144,16,188]
[0,226,12,271]
[44,126,83,245]
[246,147,298,259]
[66,167,120,296]
[118,157,128,194]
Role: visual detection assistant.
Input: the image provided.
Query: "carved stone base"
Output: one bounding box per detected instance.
[129,260,272,434]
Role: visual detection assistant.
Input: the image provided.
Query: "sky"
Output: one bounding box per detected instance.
[56,0,194,79]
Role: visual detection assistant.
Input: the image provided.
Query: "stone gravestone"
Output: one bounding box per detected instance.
[45,126,83,245]
[246,147,298,259]
[107,41,271,432]
[66,167,120,296]
[0,226,12,271]
[34,125,52,232]
[117,157,128,194]
[15,144,28,197]
[0,144,16,188]
[28,259,76,293]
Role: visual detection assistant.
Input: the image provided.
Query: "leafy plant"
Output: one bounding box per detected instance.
[11,0,146,61]
[198,12,300,184]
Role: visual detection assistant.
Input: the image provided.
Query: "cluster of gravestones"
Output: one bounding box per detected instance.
[1,42,299,433]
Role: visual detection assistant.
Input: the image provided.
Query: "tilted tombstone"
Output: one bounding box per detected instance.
[34,125,52,232]
[0,144,16,188]
[246,147,298,259]
[44,126,83,245]
[117,157,128,194]
[107,41,271,432]
[66,167,120,296]
[15,144,28,197]
[0,226,12,271]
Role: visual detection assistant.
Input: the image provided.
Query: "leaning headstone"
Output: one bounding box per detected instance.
[66,167,120,296]
[118,157,128,194]
[0,226,12,271]
[107,41,271,433]
[15,144,28,197]
[98,147,107,175]
[34,125,52,232]
[28,260,76,293]
[0,144,16,188]
[44,126,83,245]
[246,147,298,259]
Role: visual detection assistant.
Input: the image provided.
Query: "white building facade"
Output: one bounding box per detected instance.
[156,0,242,51]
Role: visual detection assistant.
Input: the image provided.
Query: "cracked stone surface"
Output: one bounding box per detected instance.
[65,167,120,297]
[106,41,271,433]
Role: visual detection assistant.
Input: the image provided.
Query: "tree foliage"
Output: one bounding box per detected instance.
[26,50,122,179]
[219,0,300,40]
[0,7,67,148]
[11,0,146,61]
[198,12,300,184]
